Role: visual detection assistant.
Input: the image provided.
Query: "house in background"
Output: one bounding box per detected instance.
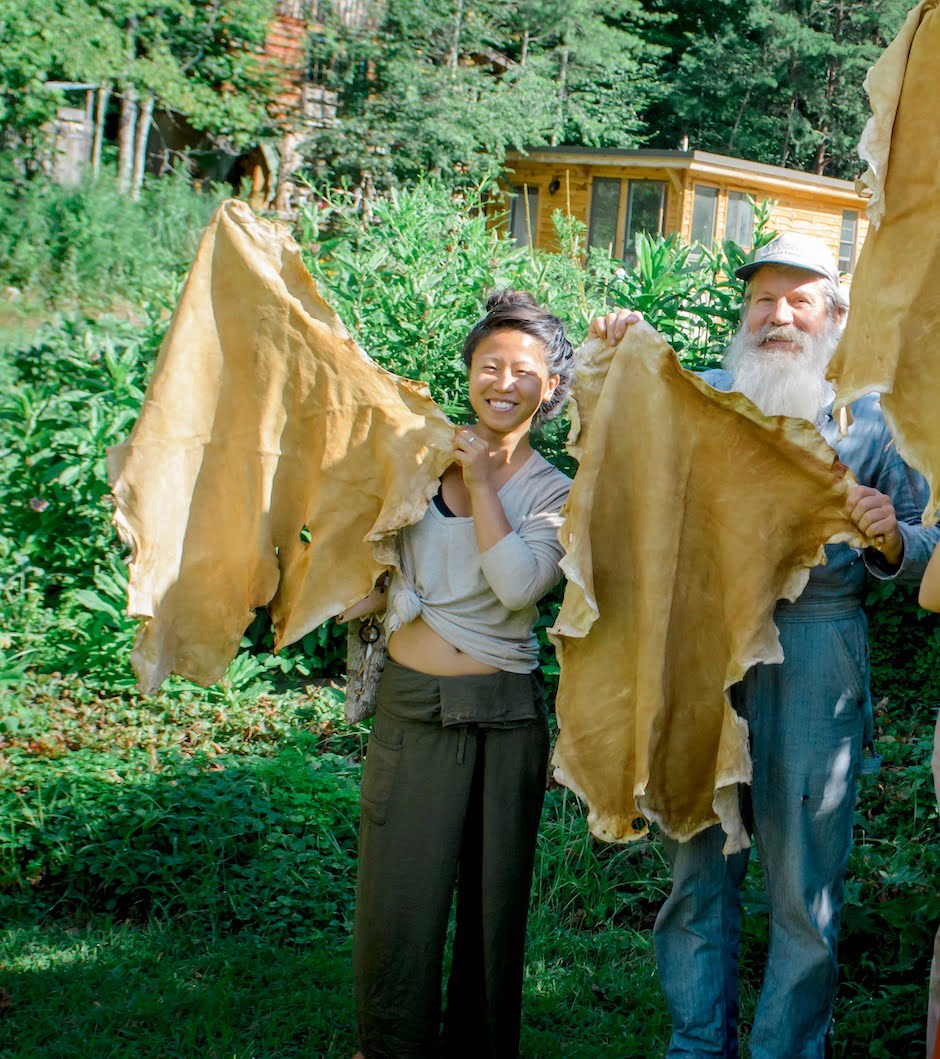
[147,0,335,209]
[45,2,343,206]
[42,82,97,186]
[502,147,870,275]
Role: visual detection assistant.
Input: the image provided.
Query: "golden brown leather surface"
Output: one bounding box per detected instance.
[550,325,863,852]
[833,14,940,1043]
[108,200,454,693]
[829,0,940,526]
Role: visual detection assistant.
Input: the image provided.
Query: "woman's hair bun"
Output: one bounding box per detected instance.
[462,288,575,425]
[485,288,539,312]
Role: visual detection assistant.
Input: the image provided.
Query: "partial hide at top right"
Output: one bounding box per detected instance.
[828,0,940,526]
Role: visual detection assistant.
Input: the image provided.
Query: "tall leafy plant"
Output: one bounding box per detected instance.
[0,178,810,695]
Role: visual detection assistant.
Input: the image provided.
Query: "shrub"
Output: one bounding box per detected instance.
[0,164,225,311]
[1,743,361,942]
[1,177,774,692]
[1,316,149,686]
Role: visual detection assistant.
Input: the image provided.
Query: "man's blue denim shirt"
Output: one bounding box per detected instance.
[703,369,939,772]
[702,368,940,607]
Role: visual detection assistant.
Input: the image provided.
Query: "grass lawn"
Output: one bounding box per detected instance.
[1,173,936,1057]
[1,674,935,1057]
[0,919,672,1058]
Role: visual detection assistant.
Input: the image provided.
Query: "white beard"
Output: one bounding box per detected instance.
[724,320,842,426]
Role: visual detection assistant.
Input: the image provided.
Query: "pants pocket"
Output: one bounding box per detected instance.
[360,729,403,826]
[830,619,868,701]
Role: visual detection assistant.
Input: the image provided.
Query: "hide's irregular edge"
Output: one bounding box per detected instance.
[831,3,940,525]
[855,0,936,226]
[549,330,860,853]
[108,200,454,693]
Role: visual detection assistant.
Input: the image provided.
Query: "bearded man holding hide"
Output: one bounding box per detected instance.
[593,232,939,1058]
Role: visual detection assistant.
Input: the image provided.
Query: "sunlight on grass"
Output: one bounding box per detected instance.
[1,177,937,1058]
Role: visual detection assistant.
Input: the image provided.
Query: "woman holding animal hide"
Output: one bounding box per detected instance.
[338,290,575,1059]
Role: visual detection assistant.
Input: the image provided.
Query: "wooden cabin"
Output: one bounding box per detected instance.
[43,82,96,186]
[502,148,870,275]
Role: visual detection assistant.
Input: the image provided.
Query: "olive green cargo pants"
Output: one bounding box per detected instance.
[354,662,550,1059]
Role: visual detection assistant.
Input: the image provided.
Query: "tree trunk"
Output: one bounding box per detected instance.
[131,90,154,201]
[91,83,112,178]
[448,0,464,71]
[813,127,829,175]
[117,86,139,194]
[274,131,303,214]
[815,7,842,178]
[551,36,570,147]
[118,14,139,194]
[780,93,796,169]
[521,29,529,67]
[361,170,375,227]
[727,86,751,152]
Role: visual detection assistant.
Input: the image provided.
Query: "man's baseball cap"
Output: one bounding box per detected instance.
[734,233,840,286]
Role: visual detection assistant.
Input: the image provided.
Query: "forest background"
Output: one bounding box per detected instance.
[0,0,923,193]
[1,1,938,1057]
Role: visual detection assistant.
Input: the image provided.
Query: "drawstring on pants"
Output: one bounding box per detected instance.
[456,726,470,765]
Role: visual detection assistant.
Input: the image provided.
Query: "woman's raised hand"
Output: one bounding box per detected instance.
[587,309,644,346]
[452,428,493,489]
[336,581,388,623]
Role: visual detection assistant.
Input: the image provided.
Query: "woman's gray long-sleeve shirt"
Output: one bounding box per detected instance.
[385,450,572,673]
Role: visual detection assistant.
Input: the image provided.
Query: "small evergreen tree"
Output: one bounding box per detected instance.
[649,0,912,178]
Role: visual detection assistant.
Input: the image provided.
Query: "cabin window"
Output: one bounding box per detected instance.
[509,185,538,248]
[725,191,754,247]
[588,178,622,255]
[623,180,667,264]
[690,185,719,251]
[839,210,858,272]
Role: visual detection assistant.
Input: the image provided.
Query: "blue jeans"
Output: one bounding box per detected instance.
[654,603,870,1058]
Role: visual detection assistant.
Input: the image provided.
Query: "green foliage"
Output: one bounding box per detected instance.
[648,0,913,179]
[128,0,277,146]
[0,677,361,931]
[522,0,671,149]
[0,167,224,308]
[301,180,534,418]
[868,581,940,709]
[309,47,550,189]
[0,0,277,155]
[1,673,935,1055]
[303,0,668,188]
[850,582,940,1020]
[0,0,122,144]
[1,316,152,685]
[3,749,360,941]
[0,0,922,191]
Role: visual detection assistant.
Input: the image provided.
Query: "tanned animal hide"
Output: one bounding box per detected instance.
[828,0,940,526]
[108,200,454,693]
[550,325,863,853]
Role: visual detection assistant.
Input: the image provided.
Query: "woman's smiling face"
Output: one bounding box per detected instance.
[467,329,559,437]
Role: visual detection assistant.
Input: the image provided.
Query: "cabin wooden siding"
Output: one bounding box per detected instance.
[504,159,684,254]
[264,13,309,121]
[760,192,869,269]
[501,150,870,275]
